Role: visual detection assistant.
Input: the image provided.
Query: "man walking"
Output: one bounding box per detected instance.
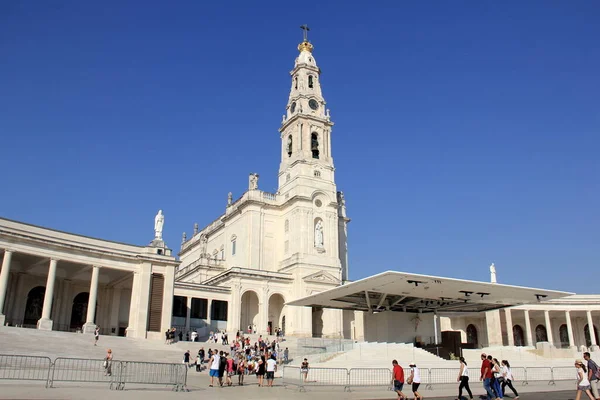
[480,353,494,400]
[392,360,406,400]
[584,352,600,400]
[208,349,220,387]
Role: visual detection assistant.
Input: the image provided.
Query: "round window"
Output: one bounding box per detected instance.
[315,199,322,207]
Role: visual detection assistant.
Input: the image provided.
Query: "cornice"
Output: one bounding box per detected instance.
[279,113,333,132]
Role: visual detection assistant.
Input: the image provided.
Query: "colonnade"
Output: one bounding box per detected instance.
[502,308,599,350]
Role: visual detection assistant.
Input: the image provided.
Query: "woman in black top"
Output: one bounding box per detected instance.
[256,355,266,387]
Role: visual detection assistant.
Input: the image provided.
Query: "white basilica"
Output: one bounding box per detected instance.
[172,37,351,339]
[1,35,599,352]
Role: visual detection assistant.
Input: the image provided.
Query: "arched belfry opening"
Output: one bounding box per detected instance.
[311,133,319,159]
[287,134,293,157]
[308,75,314,88]
[294,76,298,90]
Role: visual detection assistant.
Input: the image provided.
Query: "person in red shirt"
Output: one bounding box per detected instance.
[480,353,495,400]
[392,359,406,400]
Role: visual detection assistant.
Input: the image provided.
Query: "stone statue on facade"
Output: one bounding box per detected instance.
[490,263,497,284]
[249,173,259,190]
[193,223,199,235]
[154,210,164,240]
[182,232,187,244]
[337,191,346,206]
[314,220,324,248]
[227,192,233,206]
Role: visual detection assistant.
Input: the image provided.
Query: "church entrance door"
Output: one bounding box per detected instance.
[268,293,285,334]
[23,286,46,327]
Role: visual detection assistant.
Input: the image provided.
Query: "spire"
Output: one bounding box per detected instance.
[298,24,314,53]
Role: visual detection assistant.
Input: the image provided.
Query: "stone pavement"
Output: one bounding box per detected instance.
[0,375,577,400]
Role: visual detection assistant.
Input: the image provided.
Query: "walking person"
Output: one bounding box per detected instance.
[283,347,289,364]
[575,359,596,400]
[256,355,266,387]
[301,358,309,382]
[501,360,519,398]
[208,349,220,387]
[183,350,191,367]
[218,351,226,387]
[480,353,495,400]
[457,357,473,400]
[94,326,100,346]
[237,355,246,386]
[408,362,423,400]
[266,354,277,387]
[491,358,504,399]
[391,360,406,400]
[225,354,234,386]
[583,352,600,400]
[103,349,113,376]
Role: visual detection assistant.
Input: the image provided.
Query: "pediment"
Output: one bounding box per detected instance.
[303,271,340,284]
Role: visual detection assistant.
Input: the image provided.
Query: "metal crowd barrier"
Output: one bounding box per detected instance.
[0,354,187,391]
[50,357,122,389]
[282,365,572,391]
[0,355,53,388]
[119,361,188,391]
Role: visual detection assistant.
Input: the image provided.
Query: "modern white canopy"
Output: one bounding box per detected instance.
[287,270,573,314]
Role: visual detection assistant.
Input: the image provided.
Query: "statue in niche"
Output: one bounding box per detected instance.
[314,220,324,248]
[249,173,259,190]
[154,210,164,240]
[286,135,293,156]
[227,192,233,206]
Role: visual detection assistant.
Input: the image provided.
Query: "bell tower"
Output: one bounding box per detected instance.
[278,26,335,195]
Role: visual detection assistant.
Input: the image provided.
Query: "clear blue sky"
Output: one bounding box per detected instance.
[1,1,598,293]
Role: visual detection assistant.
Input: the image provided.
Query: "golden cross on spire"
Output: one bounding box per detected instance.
[300,24,310,42]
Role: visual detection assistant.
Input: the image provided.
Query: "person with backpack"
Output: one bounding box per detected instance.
[584,352,600,400]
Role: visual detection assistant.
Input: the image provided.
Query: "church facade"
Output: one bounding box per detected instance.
[172,38,352,338]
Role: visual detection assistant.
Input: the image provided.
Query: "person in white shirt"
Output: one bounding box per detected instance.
[576,359,595,400]
[266,355,277,387]
[208,349,220,387]
[408,362,422,400]
[501,360,519,398]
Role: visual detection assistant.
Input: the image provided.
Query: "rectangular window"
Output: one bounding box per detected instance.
[172,295,187,318]
[191,298,208,319]
[232,240,236,256]
[211,300,228,321]
[220,249,224,260]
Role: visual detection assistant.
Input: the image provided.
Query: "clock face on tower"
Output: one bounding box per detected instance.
[291,102,296,113]
[309,99,319,110]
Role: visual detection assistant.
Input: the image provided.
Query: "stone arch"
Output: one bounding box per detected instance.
[535,324,548,342]
[513,324,525,347]
[268,293,285,335]
[312,307,323,338]
[585,324,599,347]
[466,324,478,346]
[240,290,259,333]
[559,324,570,348]
[70,292,94,330]
[23,286,45,326]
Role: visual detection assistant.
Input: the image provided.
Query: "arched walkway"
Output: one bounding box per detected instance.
[559,324,570,348]
[240,290,259,333]
[513,325,525,347]
[267,293,285,335]
[312,307,323,338]
[585,324,599,347]
[70,292,90,330]
[466,324,478,347]
[23,286,45,326]
[535,324,548,342]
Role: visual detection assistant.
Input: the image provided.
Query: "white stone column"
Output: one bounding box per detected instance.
[206,298,213,328]
[38,259,58,330]
[587,310,598,350]
[524,309,533,347]
[565,310,576,349]
[227,284,241,333]
[185,296,192,334]
[0,250,14,325]
[83,266,100,333]
[505,309,514,346]
[544,310,554,345]
[260,290,269,335]
[485,310,503,346]
[126,271,141,337]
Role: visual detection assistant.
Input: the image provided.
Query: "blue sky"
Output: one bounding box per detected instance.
[0,1,598,293]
